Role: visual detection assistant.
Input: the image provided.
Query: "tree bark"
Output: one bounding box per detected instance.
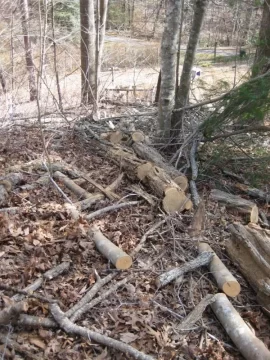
[80,0,96,104]
[172,0,208,134]
[158,0,182,136]
[19,0,37,101]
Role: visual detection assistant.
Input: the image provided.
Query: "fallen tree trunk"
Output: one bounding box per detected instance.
[198,242,241,297]
[226,223,270,312]
[211,293,270,360]
[107,146,191,214]
[89,226,132,270]
[210,189,259,223]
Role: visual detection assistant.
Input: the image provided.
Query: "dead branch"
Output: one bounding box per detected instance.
[211,293,270,360]
[70,275,134,323]
[50,303,154,360]
[188,201,205,237]
[157,251,214,287]
[18,314,58,329]
[86,200,140,221]
[89,226,132,269]
[80,173,120,200]
[198,243,241,297]
[53,171,93,199]
[0,302,28,326]
[128,184,157,206]
[233,183,270,203]
[178,294,216,330]
[189,180,200,208]
[0,284,56,303]
[0,333,40,360]
[66,273,116,318]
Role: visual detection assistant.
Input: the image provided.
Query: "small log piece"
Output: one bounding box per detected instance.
[89,226,132,270]
[189,201,205,237]
[54,171,92,199]
[198,243,241,297]
[210,189,259,223]
[226,223,270,311]
[211,293,270,360]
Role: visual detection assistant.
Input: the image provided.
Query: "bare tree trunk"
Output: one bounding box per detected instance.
[19,0,37,101]
[158,0,182,136]
[252,0,270,77]
[80,0,96,104]
[176,0,185,93]
[151,0,164,39]
[172,0,208,135]
[155,70,161,104]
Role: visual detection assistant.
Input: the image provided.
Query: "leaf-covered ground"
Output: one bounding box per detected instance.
[0,126,269,360]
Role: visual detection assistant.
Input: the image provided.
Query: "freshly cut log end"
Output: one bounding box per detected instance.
[137,162,153,181]
[115,255,133,270]
[131,131,145,143]
[185,199,193,210]
[222,281,241,298]
[163,188,187,214]
[173,176,188,191]
[109,131,123,144]
[198,242,241,298]
[250,205,259,224]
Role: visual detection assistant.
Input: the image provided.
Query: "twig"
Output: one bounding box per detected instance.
[157,251,214,287]
[50,304,154,360]
[86,201,140,221]
[70,275,134,323]
[0,284,56,303]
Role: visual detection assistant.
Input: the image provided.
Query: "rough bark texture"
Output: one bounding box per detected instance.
[19,0,37,101]
[211,293,270,360]
[80,0,96,104]
[172,0,208,133]
[252,0,270,76]
[158,0,182,135]
[97,0,108,95]
[226,223,270,312]
[210,189,259,223]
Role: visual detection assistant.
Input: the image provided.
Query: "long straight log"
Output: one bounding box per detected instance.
[53,171,92,199]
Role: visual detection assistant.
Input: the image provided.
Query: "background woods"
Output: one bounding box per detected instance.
[0,0,269,359]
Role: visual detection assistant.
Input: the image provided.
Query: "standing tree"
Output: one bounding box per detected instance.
[19,0,37,101]
[80,0,96,104]
[158,0,182,136]
[252,0,270,76]
[172,0,208,135]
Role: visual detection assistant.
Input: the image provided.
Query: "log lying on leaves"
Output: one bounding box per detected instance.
[211,293,270,360]
[89,226,132,270]
[198,243,241,297]
[234,183,270,203]
[107,146,191,214]
[157,251,214,287]
[226,223,270,312]
[210,189,258,223]
[53,171,92,199]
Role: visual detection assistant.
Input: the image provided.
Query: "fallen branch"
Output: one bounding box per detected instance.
[198,243,241,297]
[0,333,40,360]
[0,284,56,303]
[0,301,28,326]
[70,275,134,323]
[189,201,205,237]
[86,201,140,221]
[211,293,270,360]
[53,171,93,200]
[51,303,154,360]
[178,294,216,330]
[157,251,214,287]
[18,314,58,329]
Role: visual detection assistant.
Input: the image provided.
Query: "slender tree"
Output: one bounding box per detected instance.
[158,0,182,136]
[19,0,37,101]
[172,0,208,135]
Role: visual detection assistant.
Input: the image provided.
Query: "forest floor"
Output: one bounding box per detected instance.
[0,104,269,359]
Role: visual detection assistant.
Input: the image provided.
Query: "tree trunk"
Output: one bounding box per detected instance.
[158,0,182,136]
[252,0,270,76]
[80,0,96,104]
[19,0,37,101]
[172,0,208,135]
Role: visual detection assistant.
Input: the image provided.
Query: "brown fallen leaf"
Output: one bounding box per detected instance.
[29,337,46,350]
[120,332,139,344]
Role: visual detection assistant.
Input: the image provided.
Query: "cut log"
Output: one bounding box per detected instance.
[210,189,258,223]
[173,175,188,191]
[109,131,124,144]
[132,142,185,179]
[131,131,145,143]
[198,242,241,297]
[89,226,132,270]
[226,223,270,311]
[211,293,270,360]
[234,183,270,203]
[107,146,192,214]
[189,201,205,237]
[54,171,92,200]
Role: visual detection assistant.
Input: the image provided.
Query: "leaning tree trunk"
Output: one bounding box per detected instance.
[80,0,96,104]
[158,0,182,136]
[19,0,37,101]
[172,0,208,135]
[252,0,270,77]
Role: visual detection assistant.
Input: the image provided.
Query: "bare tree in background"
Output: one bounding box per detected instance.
[172,0,208,134]
[80,0,96,104]
[19,0,37,101]
[158,0,182,136]
[252,0,270,76]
